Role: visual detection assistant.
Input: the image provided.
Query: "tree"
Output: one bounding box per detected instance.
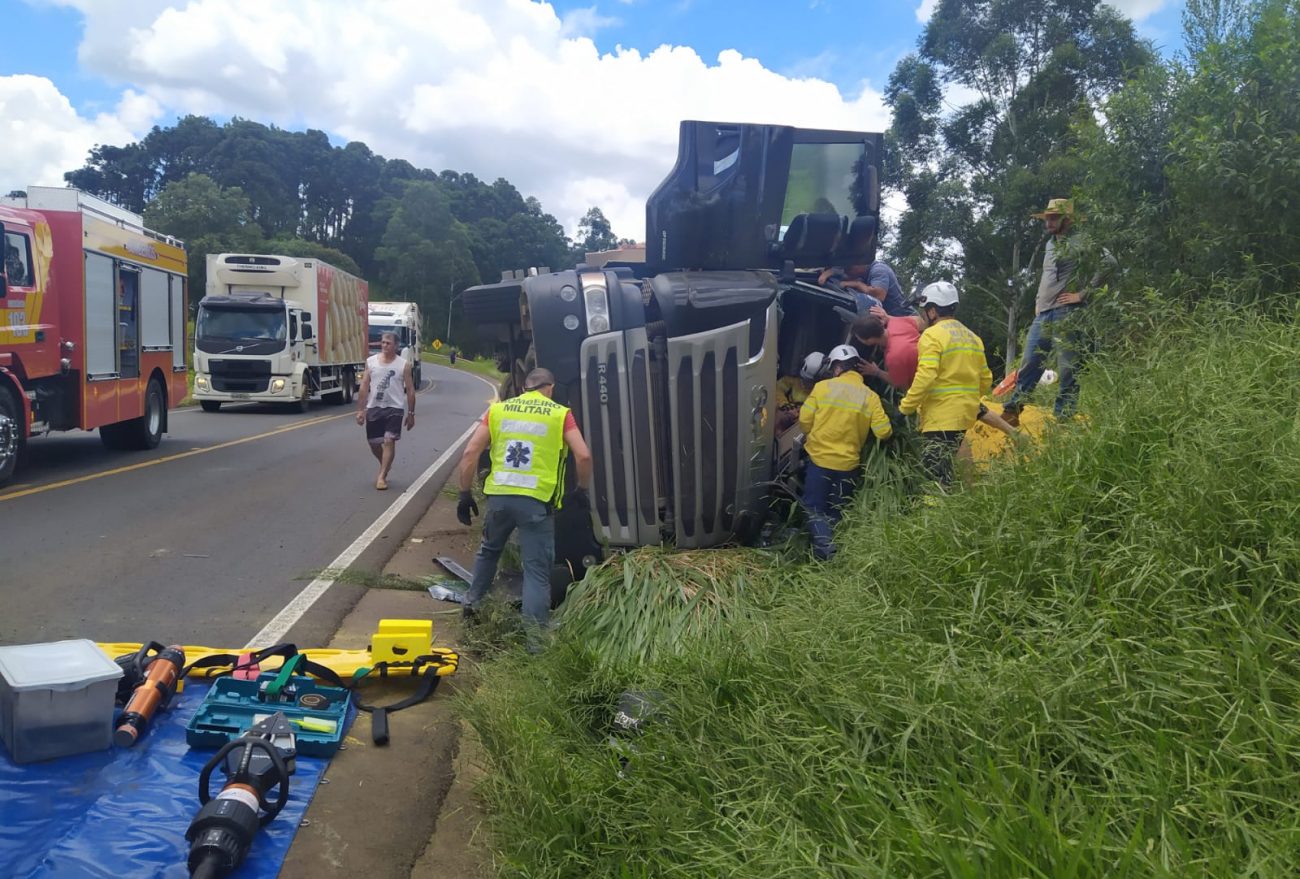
[575,207,618,256]
[1074,0,1300,313]
[143,173,264,303]
[374,182,481,345]
[886,0,1152,362]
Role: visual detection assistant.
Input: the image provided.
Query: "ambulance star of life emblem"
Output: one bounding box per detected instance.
[505,440,532,469]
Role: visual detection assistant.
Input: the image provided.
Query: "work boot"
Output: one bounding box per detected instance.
[1000,404,1021,428]
[461,605,480,625]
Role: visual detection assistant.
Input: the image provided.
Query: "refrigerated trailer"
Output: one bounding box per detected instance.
[192,254,369,412]
[0,186,188,486]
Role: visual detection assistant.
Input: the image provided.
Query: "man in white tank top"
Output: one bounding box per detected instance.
[355,331,415,490]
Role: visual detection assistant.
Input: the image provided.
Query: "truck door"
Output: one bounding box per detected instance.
[117,265,141,380]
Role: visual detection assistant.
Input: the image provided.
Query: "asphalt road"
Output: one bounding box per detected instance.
[0,364,494,649]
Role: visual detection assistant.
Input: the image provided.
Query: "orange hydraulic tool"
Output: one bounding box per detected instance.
[114,644,186,747]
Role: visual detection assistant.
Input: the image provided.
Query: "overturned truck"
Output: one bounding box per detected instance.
[463,121,882,579]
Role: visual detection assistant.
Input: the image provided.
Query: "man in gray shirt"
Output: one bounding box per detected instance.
[1003,198,1115,423]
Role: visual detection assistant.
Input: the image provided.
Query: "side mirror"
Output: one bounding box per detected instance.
[303,324,314,340]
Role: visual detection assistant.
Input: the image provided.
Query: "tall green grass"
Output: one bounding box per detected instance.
[463,307,1300,878]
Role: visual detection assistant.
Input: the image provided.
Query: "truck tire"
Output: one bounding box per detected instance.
[342,369,354,404]
[0,389,24,486]
[200,400,222,413]
[293,385,310,413]
[102,379,165,450]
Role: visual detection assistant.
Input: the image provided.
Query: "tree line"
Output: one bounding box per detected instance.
[883,0,1299,370]
[62,116,628,351]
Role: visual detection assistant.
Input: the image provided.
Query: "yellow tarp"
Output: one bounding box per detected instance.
[963,399,1053,467]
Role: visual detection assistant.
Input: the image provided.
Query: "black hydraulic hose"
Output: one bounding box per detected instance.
[190,853,222,879]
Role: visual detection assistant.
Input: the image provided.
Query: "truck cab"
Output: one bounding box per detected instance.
[193,254,365,412]
[464,121,883,576]
[367,302,422,386]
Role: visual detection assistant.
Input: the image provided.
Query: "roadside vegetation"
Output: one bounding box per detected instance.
[463,3,1300,875]
[463,305,1300,877]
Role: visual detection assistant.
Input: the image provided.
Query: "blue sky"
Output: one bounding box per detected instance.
[1,0,1188,237]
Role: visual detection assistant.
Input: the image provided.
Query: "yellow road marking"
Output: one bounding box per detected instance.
[0,413,348,502]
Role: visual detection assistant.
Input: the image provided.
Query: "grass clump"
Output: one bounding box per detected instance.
[555,546,775,670]
[463,306,1300,878]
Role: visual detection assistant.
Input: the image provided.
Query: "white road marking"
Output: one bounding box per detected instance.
[245,368,495,648]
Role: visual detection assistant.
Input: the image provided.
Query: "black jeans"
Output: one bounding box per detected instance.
[920,431,965,487]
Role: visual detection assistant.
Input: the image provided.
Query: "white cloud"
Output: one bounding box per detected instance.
[915,0,938,23]
[1103,0,1171,22]
[30,0,891,241]
[0,75,161,195]
[560,6,621,38]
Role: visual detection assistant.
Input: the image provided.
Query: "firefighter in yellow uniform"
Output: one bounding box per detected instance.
[897,281,993,486]
[456,368,593,630]
[798,345,893,560]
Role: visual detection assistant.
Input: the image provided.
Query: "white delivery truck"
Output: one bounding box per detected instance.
[193,253,369,412]
[367,301,422,385]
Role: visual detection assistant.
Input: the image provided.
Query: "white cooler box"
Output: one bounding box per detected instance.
[0,639,123,763]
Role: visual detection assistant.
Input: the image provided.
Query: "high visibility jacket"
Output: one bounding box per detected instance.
[486,391,570,506]
[776,376,810,409]
[798,371,893,471]
[898,318,993,432]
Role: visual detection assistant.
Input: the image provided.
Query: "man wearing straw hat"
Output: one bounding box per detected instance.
[1002,198,1115,424]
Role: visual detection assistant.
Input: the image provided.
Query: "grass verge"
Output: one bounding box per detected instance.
[463,306,1300,878]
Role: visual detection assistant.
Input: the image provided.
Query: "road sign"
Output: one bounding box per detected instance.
[432,339,443,350]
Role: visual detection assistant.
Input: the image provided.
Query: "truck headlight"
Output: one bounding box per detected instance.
[195,375,210,391]
[583,282,610,334]
[271,378,286,393]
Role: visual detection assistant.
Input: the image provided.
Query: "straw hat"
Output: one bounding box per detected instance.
[1031,197,1076,219]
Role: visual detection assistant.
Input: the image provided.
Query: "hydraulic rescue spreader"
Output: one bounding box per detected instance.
[185,711,296,879]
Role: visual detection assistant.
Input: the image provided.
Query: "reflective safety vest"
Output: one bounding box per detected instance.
[485,391,570,506]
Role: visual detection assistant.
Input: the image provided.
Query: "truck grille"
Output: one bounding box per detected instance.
[580,328,662,547]
[667,322,747,548]
[210,359,271,393]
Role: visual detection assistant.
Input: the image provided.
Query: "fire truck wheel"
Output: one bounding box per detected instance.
[0,389,23,484]
[103,379,165,450]
[200,400,222,413]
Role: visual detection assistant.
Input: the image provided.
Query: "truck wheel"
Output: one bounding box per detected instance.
[103,379,165,450]
[342,370,354,404]
[200,400,222,413]
[0,390,24,485]
[294,386,310,413]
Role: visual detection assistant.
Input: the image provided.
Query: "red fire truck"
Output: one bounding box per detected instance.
[0,186,189,486]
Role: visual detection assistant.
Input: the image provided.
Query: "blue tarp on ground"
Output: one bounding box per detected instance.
[0,682,353,878]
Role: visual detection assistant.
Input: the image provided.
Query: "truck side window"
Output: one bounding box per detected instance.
[4,231,33,287]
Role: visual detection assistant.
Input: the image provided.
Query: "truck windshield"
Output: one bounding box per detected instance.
[779,142,871,228]
[368,325,407,347]
[196,305,288,354]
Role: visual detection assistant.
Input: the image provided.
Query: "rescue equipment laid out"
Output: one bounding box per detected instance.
[99,619,458,746]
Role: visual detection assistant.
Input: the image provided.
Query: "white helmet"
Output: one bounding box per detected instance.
[799,351,826,381]
[827,344,859,364]
[918,281,960,308]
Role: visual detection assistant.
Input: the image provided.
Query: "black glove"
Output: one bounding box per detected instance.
[568,486,591,510]
[456,490,479,526]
